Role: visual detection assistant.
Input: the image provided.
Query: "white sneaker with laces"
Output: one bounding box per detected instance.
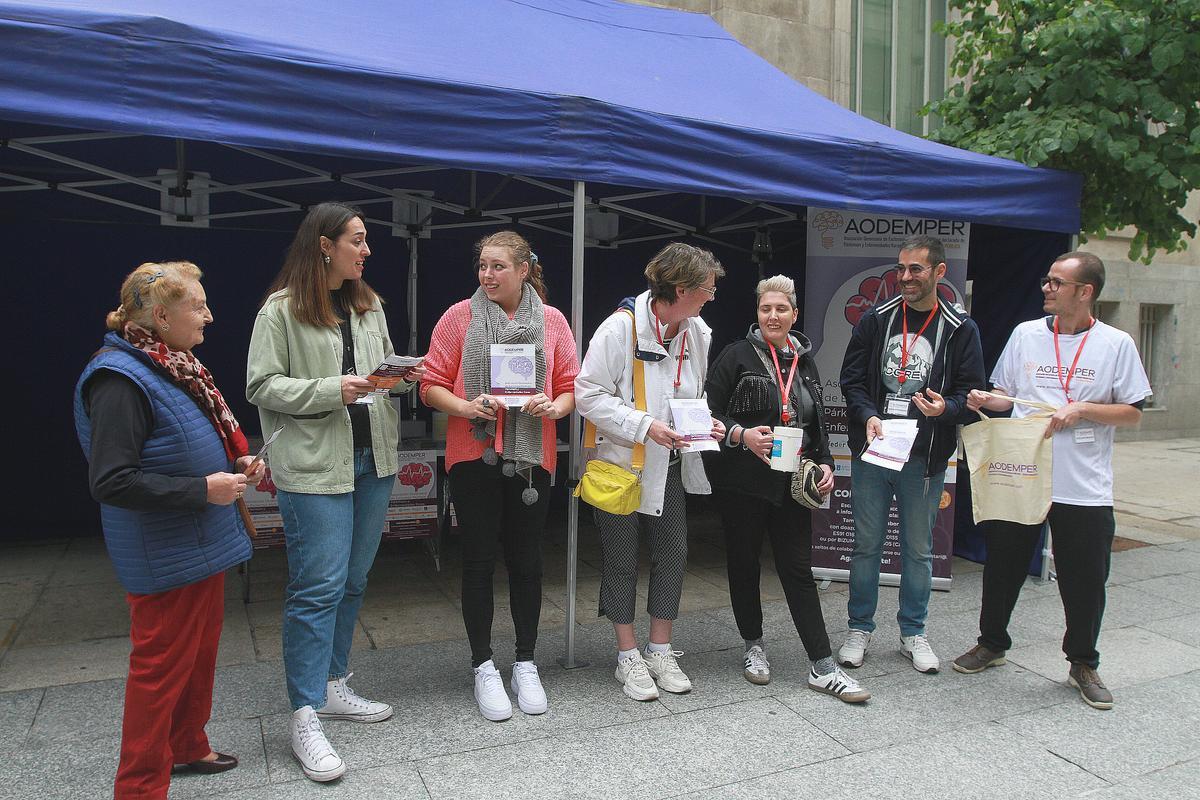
[318,673,393,723]
[510,661,548,715]
[615,652,659,701]
[838,629,872,668]
[808,666,871,703]
[643,647,692,694]
[473,659,513,721]
[743,645,770,686]
[900,634,940,673]
[291,705,346,782]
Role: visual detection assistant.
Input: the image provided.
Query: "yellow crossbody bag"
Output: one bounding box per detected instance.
[575,309,646,515]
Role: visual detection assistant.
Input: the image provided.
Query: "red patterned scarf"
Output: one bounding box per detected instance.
[123,322,249,461]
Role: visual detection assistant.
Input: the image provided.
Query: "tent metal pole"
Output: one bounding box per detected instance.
[407,235,420,413]
[559,179,588,669]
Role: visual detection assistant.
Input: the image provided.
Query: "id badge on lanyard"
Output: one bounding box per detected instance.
[884,393,911,417]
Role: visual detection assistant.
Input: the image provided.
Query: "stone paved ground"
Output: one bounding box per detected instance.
[2,439,1197,799]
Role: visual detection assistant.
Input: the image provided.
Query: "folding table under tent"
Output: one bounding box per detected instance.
[0,0,1082,666]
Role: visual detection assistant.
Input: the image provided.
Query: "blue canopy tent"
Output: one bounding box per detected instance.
[0,0,1079,662]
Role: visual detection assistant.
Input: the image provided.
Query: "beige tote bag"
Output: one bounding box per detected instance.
[961,397,1057,526]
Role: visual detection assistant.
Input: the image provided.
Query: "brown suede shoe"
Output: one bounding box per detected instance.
[173,752,239,774]
[1068,663,1114,710]
[952,644,1007,674]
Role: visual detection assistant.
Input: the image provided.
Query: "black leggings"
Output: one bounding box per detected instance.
[449,459,551,667]
[717,489,832,662]
[978,503,1114,668]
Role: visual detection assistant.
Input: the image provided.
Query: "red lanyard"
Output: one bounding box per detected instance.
[652,302,689,390]
[768,342,801,424]
[898,301,938,384]
[1053,315,1094,402]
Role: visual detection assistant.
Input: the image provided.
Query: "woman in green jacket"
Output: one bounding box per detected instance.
[246,202,422,783]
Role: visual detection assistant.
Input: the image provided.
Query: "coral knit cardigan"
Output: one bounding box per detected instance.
[420,299,579,473]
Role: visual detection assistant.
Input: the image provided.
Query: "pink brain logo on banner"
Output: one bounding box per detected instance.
[843,268,959,326]
[398,462,433,491]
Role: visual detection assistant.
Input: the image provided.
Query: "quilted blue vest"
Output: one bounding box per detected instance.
[74,332,251,594]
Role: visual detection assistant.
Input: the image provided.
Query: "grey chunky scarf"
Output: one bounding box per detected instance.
[463,283,547,469]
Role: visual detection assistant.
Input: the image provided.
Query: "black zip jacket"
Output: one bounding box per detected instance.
[704,326,833,505]
[839,295,984,477]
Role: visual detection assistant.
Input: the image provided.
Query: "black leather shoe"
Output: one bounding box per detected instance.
[173,752,239,774]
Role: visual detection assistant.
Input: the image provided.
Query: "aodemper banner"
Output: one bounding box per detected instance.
[803,208,970,589]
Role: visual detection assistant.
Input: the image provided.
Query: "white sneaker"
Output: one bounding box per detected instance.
[743,645,770,686]
[510,661,548,715]
[838,629,872,668]
[643,647,692,694]
[318,673,393,723]
[473,660,513,721]
[291,705,346,782]
[808,666,871,703]
[615,652,659,701]
[900,634,940,673]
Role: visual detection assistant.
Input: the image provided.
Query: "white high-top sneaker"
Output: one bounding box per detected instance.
[318,673,393,723]
[291,705,346,782]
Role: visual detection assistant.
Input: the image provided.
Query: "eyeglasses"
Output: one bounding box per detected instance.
[893,263,933,277]
[695,285,717,298]
[1039,276,1088,291]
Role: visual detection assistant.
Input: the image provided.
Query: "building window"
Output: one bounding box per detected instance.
[851,0,947,135]
[1138,304,1172,409]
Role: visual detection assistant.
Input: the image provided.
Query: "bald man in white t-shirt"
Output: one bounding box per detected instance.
[952,251,1151,711]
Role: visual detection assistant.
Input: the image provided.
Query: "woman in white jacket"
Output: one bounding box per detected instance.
[575,243,725,701]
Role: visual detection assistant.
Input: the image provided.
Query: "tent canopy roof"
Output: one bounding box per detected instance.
[0,0,1081,232]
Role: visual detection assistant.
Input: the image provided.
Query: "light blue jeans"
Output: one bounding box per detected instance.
[278,448,394,711]
[847,455,944,637]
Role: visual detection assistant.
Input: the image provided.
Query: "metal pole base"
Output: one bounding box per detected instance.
[556,654,590,670]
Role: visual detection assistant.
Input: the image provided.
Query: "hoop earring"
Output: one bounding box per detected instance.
[323,254,331,265]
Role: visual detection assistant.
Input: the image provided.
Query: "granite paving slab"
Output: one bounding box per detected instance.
[1006,625,1200,689]
[776,660,1066,754]
[414,697,846,800]
[999,670,1200,784]
[683,719,1108,799]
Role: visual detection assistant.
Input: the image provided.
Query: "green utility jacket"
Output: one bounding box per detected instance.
[246,289,409,493]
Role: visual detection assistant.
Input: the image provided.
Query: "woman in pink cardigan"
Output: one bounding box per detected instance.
[421,231,578,721]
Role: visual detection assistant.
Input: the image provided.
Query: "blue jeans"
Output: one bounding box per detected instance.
[847,455,944,637]
[278,448,394,710]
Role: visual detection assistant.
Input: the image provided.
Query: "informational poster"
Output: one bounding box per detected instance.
[804,208,970,588]
[386,449,439,538]
[245,449,440,548]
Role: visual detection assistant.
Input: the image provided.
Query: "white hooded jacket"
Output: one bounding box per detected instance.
[574,290,712,516]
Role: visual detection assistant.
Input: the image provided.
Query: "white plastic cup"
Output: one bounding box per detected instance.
[769,426,805,472]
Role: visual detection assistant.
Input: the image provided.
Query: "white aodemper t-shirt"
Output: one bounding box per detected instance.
[991,318,1151,506]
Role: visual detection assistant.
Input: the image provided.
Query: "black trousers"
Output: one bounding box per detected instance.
[978,503,1114,669]
[449,459,551,667]
[717,489,832,662]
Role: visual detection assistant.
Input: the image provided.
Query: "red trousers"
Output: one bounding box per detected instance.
[113,571,225,800]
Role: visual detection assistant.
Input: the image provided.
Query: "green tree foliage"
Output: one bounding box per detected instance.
[929,0,1200,262]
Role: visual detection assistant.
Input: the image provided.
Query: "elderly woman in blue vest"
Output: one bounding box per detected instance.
[74,261,261,800]
[247,202,422,783]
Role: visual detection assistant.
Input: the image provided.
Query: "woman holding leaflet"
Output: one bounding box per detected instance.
[575,242,725,701]
[421,231,578,721]
[75,260,261,799]
[247,202,422,782]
